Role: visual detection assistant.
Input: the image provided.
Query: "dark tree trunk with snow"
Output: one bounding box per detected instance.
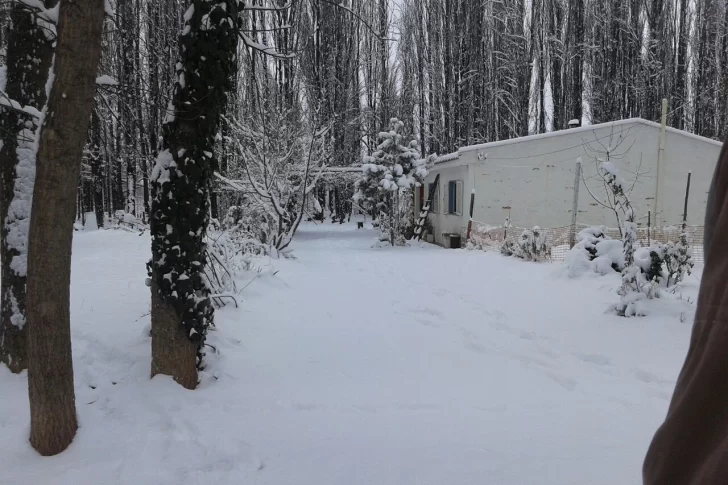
[673,0,688,129]
[91,109,105,228]
[0,1,57,374]
[568,0,584,126]
[26,0,104,456]
[149,0,241,389]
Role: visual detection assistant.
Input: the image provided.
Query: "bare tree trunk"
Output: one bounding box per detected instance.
[150,282,197,389]
[569,0,584,124]
[674,0,688,129]
[0,1,57,373]
[549,0,563,130]
[389,194,395,247]
[91,109,105,228]
[26,0,105,456]
[379,0,389,131]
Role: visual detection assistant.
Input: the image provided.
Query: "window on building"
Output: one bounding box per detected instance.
[428,182,439,213]
[448,180,463,215]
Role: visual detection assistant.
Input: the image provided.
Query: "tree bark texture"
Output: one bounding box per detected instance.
[150,282,197,389]
[0,1,56,373]
[26,0,105,456]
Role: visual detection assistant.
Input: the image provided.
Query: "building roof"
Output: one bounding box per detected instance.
[432,117,722,168]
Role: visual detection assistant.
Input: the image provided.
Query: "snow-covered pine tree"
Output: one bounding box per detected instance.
[148,0,243,389]
[353,118,429,246]
[0,1,57,373]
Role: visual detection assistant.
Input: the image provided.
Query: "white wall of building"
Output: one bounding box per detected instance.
[421,119,721,245]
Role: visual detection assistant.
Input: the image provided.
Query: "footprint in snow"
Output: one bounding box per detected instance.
[634,369,674,386]
[547,372,577,391]
[413,307,443,318]
[573,352,612,366]
[416,317,439,328]
[465,341,487,354]
[519,331,537,340]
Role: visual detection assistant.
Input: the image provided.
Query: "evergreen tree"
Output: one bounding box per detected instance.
[354,118,429,246]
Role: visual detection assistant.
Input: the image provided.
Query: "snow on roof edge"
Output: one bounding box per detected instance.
[433,117,722,168]
[434,151,459,164]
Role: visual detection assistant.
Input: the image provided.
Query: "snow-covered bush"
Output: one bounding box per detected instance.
[587,160,658,317]
[566,226,624,276]
[501,226,550,261]
[616,246,664,317]
[635,245,665,287]
[573,227,608,260]
[517,226,550,261]
[500,240,516,256]
[576,159,664,315]
[353,118,432,246]
[220,205,269,256]
[664,229,694,287]
[203,210,270,309]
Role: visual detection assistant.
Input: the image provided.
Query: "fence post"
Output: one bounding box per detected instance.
[683,171,692,230]
[569,160,582,247]
[648,210,651,247]
[466,189,476,242]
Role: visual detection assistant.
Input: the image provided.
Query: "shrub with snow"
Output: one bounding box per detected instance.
[501,226,550,262]
[635,245,665,287]
[566,227,624,277]
[664,229,694,287]
[203,208,271,309]
[594,161,660,317]
[220,205,269,256]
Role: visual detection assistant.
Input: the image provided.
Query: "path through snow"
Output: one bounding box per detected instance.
[0,223,697,485]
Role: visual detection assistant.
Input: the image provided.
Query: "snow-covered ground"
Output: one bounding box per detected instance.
[0,223,699,485]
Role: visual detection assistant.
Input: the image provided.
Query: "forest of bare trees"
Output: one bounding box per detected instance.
[4,0,728,230]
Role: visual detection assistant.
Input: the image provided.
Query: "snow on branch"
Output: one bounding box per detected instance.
[0,91,42,119]
[18,0,59,23]
[95,75,119,86]
[14,0,59,40]
[238,31,295,59]
[243,0,292,11]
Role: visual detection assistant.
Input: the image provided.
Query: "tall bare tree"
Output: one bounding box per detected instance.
[26,0,105,455]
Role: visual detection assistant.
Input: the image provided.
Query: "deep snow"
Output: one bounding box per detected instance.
[0,223,699,485]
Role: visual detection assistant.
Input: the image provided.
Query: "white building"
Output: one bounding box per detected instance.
[419,118,722,246]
